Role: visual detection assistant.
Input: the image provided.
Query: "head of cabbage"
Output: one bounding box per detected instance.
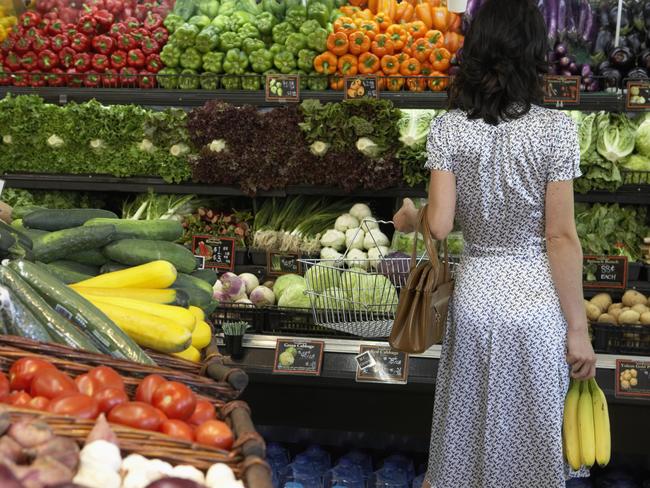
[635,116,650,158]
[305,266,341,293]
[273,274,306,300]
[277,283,311,308]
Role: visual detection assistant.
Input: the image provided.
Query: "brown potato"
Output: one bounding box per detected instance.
[618,310,641,325]
[610,308,623,321]
[641,312,650,326]
[608,303,623,313]
[631,304,649,315]
[597,313,617,325]
[590,293,613,312]
[586,303,601,322]
[622,290,647,307]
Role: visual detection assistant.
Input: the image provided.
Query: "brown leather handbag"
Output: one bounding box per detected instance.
[389,206,454,354]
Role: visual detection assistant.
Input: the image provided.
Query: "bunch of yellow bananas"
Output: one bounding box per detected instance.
[563,378,611,470]
[0,6,17,42]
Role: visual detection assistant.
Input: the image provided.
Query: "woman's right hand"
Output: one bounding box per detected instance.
[566,327,596,380]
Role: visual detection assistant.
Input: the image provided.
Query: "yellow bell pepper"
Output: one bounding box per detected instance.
[0,25,6,42]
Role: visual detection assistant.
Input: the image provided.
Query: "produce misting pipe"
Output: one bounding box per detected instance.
[613,0,623,47]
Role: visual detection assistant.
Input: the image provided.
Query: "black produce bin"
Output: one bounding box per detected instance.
[248,248,267,267]
[591,322,650,355]
[628,262,642,282]
[211,303,266,332]
[264,307,358,338]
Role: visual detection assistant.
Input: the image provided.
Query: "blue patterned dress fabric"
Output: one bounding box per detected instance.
[423,106,585,487]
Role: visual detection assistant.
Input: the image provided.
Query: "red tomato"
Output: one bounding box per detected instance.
[9,358,57,391]
[152,381,196,421]
[153,407,168,426]
[135,374,166,404]
[194,420,234,450]
[75,374,98,396]
[30,369,78,399]
[188,400,216,426]
[6,391,32,407]
[48,393,100,419]
[27,396,50,411]
[0,372,9,400]
[94,387,128,414]
[87,366,125,391]
[161,419,194,441]
[107,402,164,431]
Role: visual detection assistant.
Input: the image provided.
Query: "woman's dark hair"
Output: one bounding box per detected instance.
[449,0,548,125]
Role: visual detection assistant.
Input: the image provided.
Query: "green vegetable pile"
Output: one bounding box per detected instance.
[394,109,441,187]
[2,189,105,213]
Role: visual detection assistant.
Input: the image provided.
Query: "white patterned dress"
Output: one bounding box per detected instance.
[424,106,582,488]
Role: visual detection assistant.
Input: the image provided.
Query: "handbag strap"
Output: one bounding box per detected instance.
[412,205,451,282]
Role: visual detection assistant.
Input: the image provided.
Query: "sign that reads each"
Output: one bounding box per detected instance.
[543,75,581,105]
[265,74,300,102]
[267,251,301,276]
[615,359,650,399]
[626,80,650,111]
[355,345,409,385]
[344,75,379,99]
[273,339,325,376]
[583,255,628,290]
[192,235,236,271]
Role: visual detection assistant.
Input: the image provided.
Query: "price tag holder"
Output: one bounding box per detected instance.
[615,359,650,399]
[265,74,300,102]
[267,251,301,276]
[543,75,581,106]
[344,75,379,99]
[355,345,409,385]
[273,339,324,376]
[626,80,650,111]
[192,235,236,272]
[583,255,628,290]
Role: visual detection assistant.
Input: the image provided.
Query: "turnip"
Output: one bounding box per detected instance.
[238,273,259,295]
[349,203,372,222]
[334,214,359,232]
[219,273,245,300]
[249,286,275,307]
[363,229,389,250]
[320,229,345,251]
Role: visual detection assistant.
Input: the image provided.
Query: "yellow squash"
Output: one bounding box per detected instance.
[73,260,177,289]
[192,320,213,349]
[73,286,179,304]
[173,345,201,363]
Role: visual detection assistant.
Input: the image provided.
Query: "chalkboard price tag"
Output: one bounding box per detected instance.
[273,339,324,376]
[615,359,650,399]
[344,75,379,99]
[626,80,650,111]
[583,255,628,290]
[267,251,301,276]
[265,75,300,102]
[543,75,580,105]
[355,345,409,385]
[192,235,236,271]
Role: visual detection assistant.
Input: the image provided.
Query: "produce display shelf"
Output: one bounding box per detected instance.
[0,87,625,111]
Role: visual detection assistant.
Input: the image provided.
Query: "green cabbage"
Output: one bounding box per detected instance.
[397,109,437,148]
[635,117,650,158]
[596,113,636,163]
[277,283,310,308]
[273,274,306,300]
[305,265,341,293]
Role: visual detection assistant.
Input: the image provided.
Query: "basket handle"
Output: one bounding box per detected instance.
[203,339,250,392]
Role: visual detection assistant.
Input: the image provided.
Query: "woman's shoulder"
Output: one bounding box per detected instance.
[528,104,576,129]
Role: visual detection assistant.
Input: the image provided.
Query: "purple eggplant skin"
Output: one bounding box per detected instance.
[628,68,649,80]
[548,50,559,63]
[557,0,567,40]
[581,63,592,78]
[586,79,601,92]
[610,46,635,71]
[592,29,613,63]
[555,42,568,56]
[612,5,632,35]
[547,0,559,44]
[623,32,643,55]
[645,2,650,30]
[577,0,587,38]
[568,62,579,74]
[598,1,610,29]
[600,67,622,89]
[638,49,650,71]
[559,56,571,67]
[581,0,594,44]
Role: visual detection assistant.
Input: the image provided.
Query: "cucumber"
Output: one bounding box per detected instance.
[49,260,99,276]
[0,265,100,353]
[33,225,116,263]
[100,262,129,274]
[24,208,118,231]
[191,269,218,286]
[43,261,94,285]
[171,273,213,309]
[12,205,46,220]
[12,220,50,240]
[85,218,183,241]
[0,285,52,343]
[1,221,32,250]
[8,260,155,365]
[103,239,196,274]
[66,248,109,266]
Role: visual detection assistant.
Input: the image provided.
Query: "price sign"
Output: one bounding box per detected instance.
[344,75,379,99]
[273,339,324,376]
[615,359,650,399]
[626,80,650,111]
[355,345,409,385]
[265,74,300,102]
[543,75,580,105]
[267,251,301,276]
[192,235,236,271]
[583,255,628,290]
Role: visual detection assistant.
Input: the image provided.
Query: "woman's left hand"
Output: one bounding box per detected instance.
[393,198,418,233]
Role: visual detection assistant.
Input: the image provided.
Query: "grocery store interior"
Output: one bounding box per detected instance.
[0,0,649,485]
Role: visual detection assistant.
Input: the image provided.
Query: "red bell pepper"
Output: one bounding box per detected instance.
[14,37,32,54]
[151,27,168,45]
[23,26,42,40]
[84,70,101,87]
[105,0,124,16]
[117,34,136,51]
[124,17,140,31]
[140,37,159,56]
[94,10,114,31]
[127,48,145,68]
[73,52,91,72]
[92,34,114,55]
[110,50,127,69]
[138,70,156,88]
[0,67,12,86]
[0,36,16,51]
[77,15,97,35]
[29,72,47,87]
[109,23,128,39]
[130,28,148,45]
[66,68,84,86]
[36,0,56,14]
[37,50,59,70]
[20,51,38,71]
[20,12,42,29]
[64,24,78,37]
[13,71,30,87]
[43,12,59,22]
[32,34,51,52]
[5,52,22,71]
[144,13,163,31]
[51,34,70,52]
[59,9,79,26]
[47,18,65,36]
[85,0,106,9]
[46,68,66,86]
[59,47,76,69]
[102,68,119,87]
[37,18,51,32]
[146,53,162,73]
[135,5,148,21]
[91,53,109,71]
[119,66,138,86]
[71,33,89,52]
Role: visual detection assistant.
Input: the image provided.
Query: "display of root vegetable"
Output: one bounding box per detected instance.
[586,290,650,326]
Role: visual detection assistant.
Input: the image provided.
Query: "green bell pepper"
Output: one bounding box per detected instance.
[172,23,200,49]
[285,5,307,30]
[262,0,285,20]
[243,38,266,55]
[218,1,237,16]
[269,43,284,56]
[294,70,308,90]
[200,72,220,89]
[329,8,343,22]
[179,68,200,89]
[157,67,180,89]
[285,0,302,9]
[231,11,256,30]
[221,74,241,89]
[219,32,242,51]
[249,48,274,73]
[307,2,329,28]
[307,73,328,90]
[173,0,196,21]
[297,48,316,72]
[223,48,249,74]
[163,14,185,33]
[196,26,220,53]
[273,51,296,73]
[160,43,182,67]
[272,22,295,45]
[299,19,320,36]
[308,0,334,11]
[254,12,276,35]
[237,22,260,40]
[241,74,261,90]
[203,51,225,72]
[306,27,327,52]
[198,0,220,19]
[189,15,211,29]
[285,32,307,56]
[180,47,203,70]
[333,0,346,8]
[238,0,262,15]
[211,15,233,32]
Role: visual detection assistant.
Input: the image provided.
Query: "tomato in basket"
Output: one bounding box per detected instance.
[6,391,32,407]
[161,419,195,441]
[31,369,78,399]
[75,373,98,396]
[9,358,57,391]
[87,366,125,391]
[0,372,9,400]
[152,381,197,421]
[27,396,50,411]
[108,401,165,431]
[194,420,234,450]
[188,400,216,426]
[95,387,128,413]
[135,374,166,404]
[48,393,100,419]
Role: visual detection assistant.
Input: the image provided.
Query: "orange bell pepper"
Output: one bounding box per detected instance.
[412,37,432,63]
[338,54,359,76]
[334,17,357,36]
[388,0,397,21]
[394,1,411,22]
[327,32,349,56]
[426,0,441,6]
[368,0,379,14]
[348,31,371,55]
[330,73,346,90]
[376,71,386,90]
[340,5,362,16]
[407,20,427,38]
[443,31,464,53]
[314,52,338,74]
[448,12,461,32]
[377,0,390,15]
[415,2,433,29]
[386,75,405,91]
[374,12,392,31]
[386,25,408,51]
[358,52,380,74]
[357,8,375,20]
[424,29,444,48]
[399,57,421,76]
[380,54,399,74]
[359,20,379,40]
[420,60,434,76]
[347,0,367,7]
[429,47,451,72]
[403,34,415,55]
[371,33,394,57]
[427,70,448,91]
[406,75,426,92]
[431,6,449,31]
[396,52,409,64]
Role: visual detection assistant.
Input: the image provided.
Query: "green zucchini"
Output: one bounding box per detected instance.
[99,262,129,274]
[66,248,109,266]
[12,220,49,241]
[33,225,116,263]
[171,273,213,309]
[8,260,155,365]
[24,208,119,231]
[103,239,196,274]
[49,260,99,276]
[43,262,94,285]
[84,218,183,241]
[12,206,46,220]
[191,269,218,286]
[0,285,52,343]
[0,221,32,250]
[0,265,100,353]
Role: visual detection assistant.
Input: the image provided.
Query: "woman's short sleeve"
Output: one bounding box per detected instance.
[425,115,454,172]
[547,116,582,182]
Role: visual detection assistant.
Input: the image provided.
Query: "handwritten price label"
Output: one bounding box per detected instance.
[543,75,581,105]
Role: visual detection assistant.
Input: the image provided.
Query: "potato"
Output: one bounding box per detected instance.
[641,312,650,325]
[621,307,631,312]
[585,303,601,322]
[623,371,631,381]
[622,290,647,307]
[631,304,649,315]
[609,308,622,322]
[608,303,623,313]
[630,369,638,378]
[618,310,641,325]
[597,313,617,325]
[590,293,612,312]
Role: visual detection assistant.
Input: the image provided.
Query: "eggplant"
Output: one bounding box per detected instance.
[645,2,650,30]
[586,79,601,92]
[581,64,593,77]
[568,62,579,74]
[638,49,650,70]
[627,67,649,79]
[593,29,613,59]
[610,46,635,71]
[581,0,595,45]
[600,67,622,89]
[548,51,559,63]
[558,0,567,40]
[577,0,587,38]
[555,42,568,56]
[548,0,559,44]
[598,1,610,29]
[624,32,643,54]
[610,5,630,34]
